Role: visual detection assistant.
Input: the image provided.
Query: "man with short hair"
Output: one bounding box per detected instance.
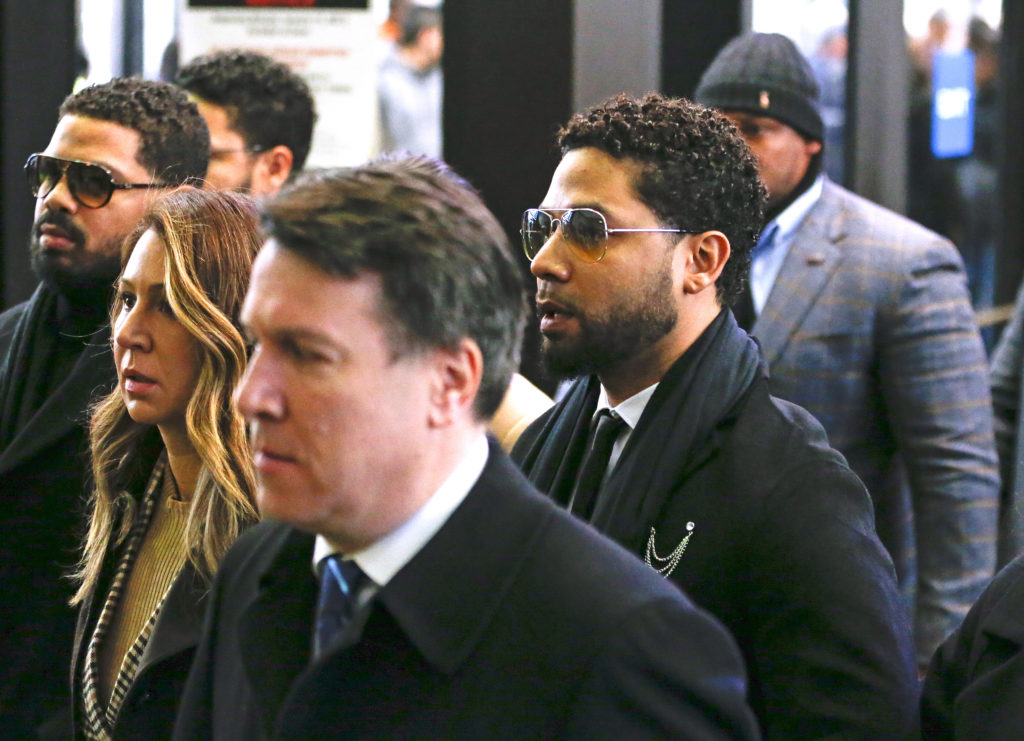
[0,77,209,737]
[378,4,443,157]
[172,160,760,740]
[694,32,999,666]
[176,49,316,196]
[512,93,917,737]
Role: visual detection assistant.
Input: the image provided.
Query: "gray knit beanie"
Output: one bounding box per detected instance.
[694,32,824,142]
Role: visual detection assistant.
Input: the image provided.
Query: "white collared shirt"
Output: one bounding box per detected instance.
[594,382,659,479]
[312,434,489,604]
[750,175,825,312]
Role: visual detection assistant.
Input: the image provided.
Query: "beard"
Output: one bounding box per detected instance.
[29,209,122,298]
[540,260,678,378]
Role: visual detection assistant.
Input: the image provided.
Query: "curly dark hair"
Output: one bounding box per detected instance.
[264,159,526,420]
[59,77,209,186]
[557,93,766,306]
[176,50,317,171]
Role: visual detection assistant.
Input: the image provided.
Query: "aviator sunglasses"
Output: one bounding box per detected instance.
[25,153,170,209]
[521,207,687,263]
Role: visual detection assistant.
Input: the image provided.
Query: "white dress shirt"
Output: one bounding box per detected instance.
[594,382,659,479]
[312,434,489,605]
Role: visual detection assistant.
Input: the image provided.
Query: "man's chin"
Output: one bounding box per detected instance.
[31,256,120,308]
[32,248,120,288]
[541,336,600,378]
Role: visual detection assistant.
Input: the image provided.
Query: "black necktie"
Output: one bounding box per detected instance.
[569,409,627,520]
[313,554,366,658]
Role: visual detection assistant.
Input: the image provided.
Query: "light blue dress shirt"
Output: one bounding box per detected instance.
[750,176,825,313]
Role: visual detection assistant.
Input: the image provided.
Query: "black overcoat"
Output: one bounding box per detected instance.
[172,442,760,740]
[513,313,920,739]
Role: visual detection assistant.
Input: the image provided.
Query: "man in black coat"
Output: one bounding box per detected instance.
[921,553,1024,739]
[511,93,918,738]
[172,159,760,740]
[0,78,209,738]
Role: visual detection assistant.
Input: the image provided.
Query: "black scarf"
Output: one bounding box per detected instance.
[514,309,764,554]
[0,282,112,453]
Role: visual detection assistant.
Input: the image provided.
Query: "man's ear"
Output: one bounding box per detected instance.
[427,338,483,428]
[251,145,294,197]
[679,231,730,295]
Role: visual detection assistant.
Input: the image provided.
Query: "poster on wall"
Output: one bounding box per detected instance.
[180,0,388,167]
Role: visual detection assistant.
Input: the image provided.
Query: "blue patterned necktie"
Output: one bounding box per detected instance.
[313,554,366,658]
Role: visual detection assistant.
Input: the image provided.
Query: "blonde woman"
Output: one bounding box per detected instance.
[66,188,260,740]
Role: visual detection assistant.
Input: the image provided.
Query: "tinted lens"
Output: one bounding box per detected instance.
[521,209,553,259]
[67,161,115,207]
[25,155,61,199]
[562,209,608,260]
[24,155,114,208]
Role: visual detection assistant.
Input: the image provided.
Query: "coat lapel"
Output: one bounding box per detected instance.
[978,575,1024,649]
[753,184,846,366]
[374,446,545,674]
[135,565,208,678]
[238,525,319,736]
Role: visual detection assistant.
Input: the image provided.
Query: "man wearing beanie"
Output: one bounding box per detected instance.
[696,32,999,668]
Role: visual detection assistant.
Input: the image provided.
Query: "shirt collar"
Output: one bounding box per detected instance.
[595,382,659,431]
[313,434,489,588]
[767,175,824,243]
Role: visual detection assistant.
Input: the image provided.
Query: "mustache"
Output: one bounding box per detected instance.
[535,290,580,317]
[32,209,86,246]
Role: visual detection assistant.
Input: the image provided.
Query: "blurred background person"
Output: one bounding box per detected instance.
[61,188,260,740]
[808,26,847,183]
[176,50,317,197]
[377,4,443,158]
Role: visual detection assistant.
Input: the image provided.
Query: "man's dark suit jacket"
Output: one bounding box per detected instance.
[921,554,1024,739]
[172,442,760,740]
[512,317,919,738]
[0,294,116,739]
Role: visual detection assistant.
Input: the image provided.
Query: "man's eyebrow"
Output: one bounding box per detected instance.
[248,324,341,347]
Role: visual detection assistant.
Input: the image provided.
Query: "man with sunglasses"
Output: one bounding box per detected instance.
[512,93,918,738]
[175,49,316,196]
[0,77,208,738]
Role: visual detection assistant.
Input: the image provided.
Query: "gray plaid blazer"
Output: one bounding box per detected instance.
[750,179,999,665]
[989,280,1024,566]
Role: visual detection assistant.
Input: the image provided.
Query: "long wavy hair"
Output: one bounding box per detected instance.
[71,187,261,605]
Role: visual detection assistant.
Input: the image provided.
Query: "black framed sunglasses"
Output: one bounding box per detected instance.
[24,153,169,209]
[521,207,686,263]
